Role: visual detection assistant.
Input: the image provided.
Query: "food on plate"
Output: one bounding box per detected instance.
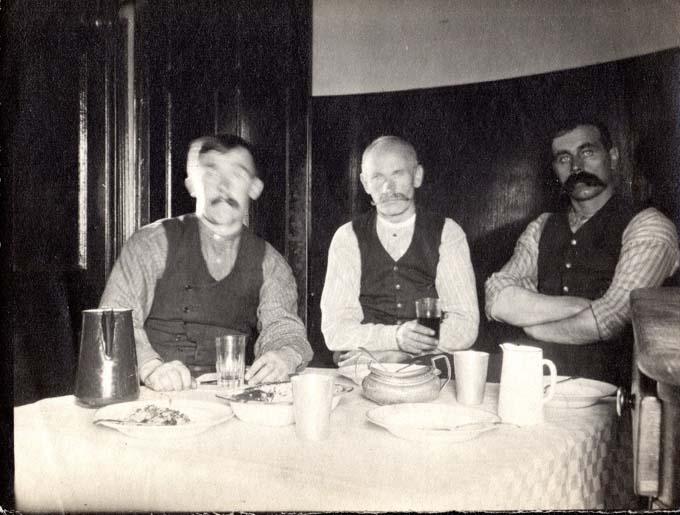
[228,383,293,403]
[226,381,353,404]
[126,404,191,425]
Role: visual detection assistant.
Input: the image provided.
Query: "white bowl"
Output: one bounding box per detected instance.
[216,381,352,426]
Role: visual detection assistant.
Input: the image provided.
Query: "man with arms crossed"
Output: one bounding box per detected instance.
[321,135,479,365]
[485,120,679,384]
[100,134,313,390]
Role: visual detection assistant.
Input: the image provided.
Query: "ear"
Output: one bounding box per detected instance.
[359,173,370,195]
[184,177,196,197]
[413,164,424,188]
[608,147,619,169]
[248,177,264,200]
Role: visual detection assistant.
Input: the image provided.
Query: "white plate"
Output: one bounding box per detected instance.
[544,376,617,408]
[216,381,353,426]
[366,403,500,443]
[93,399,234,439]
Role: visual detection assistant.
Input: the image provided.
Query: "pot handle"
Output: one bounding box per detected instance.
[431,354,451,391]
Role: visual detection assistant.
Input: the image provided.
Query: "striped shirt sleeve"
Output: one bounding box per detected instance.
[100,219,314,372]
[255,243,314,369]
[320,218,480,352]
[591,208,680,339]
[320,222,402,351]
[99,220,169,370]
[484,213,551,319]
[436,219,479,351]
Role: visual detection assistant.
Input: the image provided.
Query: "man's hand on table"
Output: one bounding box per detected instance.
[246,349,292,385]
[396,320,438,354]
[143,360,196,391]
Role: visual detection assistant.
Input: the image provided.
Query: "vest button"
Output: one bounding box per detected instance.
[570,239,577,246]
[562,285,569,293]
[396,302,403,309]
[565,262,572,269]
[393,265,399,272]
[395,284,401,290]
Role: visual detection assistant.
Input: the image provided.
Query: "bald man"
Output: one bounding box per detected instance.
[321,136,479,366]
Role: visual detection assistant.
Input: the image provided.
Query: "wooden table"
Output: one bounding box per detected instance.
[14,368,636,511]
[630,287,680,508]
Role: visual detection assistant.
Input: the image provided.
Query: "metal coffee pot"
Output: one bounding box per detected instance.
[75,308,140,407]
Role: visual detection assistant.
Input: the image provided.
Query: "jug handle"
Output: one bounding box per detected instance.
[542,359,557,404]
[101,309,114,360]
[431,354,451,391]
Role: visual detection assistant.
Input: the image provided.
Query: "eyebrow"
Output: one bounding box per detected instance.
[553,142,598,156]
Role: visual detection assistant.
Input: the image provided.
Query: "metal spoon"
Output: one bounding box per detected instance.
[357,347,389,371]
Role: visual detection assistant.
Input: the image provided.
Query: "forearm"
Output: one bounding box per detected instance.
[257,244,314,369]
[438,312,478,352]
[322,317,400,352]
[489,286,592,326]
[524,306,600,344]
[435,220,480,352]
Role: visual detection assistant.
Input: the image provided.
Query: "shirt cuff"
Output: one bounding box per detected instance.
[268,346,304,374]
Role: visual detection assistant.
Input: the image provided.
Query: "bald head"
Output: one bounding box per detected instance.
[361,136,419,173]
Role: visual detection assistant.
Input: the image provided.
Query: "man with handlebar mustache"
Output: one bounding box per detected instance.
[321,135,479,367]
[99,134,313,391]
[485,120,679,385]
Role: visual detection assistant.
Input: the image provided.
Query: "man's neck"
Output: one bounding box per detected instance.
[376,204,417,224]
[197,214,243,240]
[569,189,614,219]
[376,211,416,228]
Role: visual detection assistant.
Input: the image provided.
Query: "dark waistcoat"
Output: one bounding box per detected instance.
[353,209,444,325]
[534,195,635,385]
[538,195,634,300]
[144,215,264,369]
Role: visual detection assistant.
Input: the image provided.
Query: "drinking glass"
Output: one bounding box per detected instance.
[215,334,246,390]
[415,297,441,339]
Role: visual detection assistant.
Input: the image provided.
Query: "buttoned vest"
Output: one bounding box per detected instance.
[538,195,634,300]
[144,215,263,369]
[534,195,635,385]
[353,209,444,325]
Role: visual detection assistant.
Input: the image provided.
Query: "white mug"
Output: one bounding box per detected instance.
[497,343,557,426]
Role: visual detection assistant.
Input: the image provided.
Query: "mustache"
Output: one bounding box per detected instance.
[378,193,412,203]
[562,172,606,193]
[209,196,240,208]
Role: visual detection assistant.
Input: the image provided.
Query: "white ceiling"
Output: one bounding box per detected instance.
[313,0,680,96]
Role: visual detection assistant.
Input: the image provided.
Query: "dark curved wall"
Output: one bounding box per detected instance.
[309,49,680,366]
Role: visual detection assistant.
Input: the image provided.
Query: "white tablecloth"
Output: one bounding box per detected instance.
[14,368,636,511]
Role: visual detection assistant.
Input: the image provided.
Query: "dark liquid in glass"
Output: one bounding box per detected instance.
[417,316,441,340]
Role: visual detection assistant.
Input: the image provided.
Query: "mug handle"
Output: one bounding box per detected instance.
[542,359,557,404]
[431,354,451,391]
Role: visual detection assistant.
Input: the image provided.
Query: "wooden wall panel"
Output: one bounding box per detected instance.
[310,50,680,364]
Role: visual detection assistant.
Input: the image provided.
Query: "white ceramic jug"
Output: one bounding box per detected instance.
[498,343,557,426]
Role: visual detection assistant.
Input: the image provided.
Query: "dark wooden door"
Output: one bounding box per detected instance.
[138,0,311,338]
[4,0,118,406]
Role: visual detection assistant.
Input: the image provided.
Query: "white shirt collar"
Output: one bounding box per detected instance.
[376,212,416,230]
